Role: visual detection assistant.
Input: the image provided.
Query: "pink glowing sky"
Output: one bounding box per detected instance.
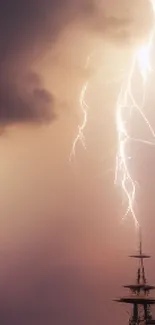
[0,0,155,324]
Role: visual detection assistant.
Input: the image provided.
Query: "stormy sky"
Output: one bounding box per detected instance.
[0,0,155,324]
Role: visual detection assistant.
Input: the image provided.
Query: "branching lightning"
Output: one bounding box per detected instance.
[69,80,89,161]
[115,0,155,228]
[70,1,155,229]
[69,54,92,162]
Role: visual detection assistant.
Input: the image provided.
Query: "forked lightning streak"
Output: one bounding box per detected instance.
[115,0,155,227]
[70,0,155,229]
[69,81,89,161]
[69,54,93,162]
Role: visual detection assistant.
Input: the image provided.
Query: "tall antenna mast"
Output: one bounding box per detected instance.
[114,229,155,324]
[139,227,142,256]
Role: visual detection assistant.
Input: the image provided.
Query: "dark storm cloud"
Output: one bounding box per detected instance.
[0,0,90,125]
[0,0,61,60]
[0,0,65,125]
[0,0,153,125]
[0,0,81,62]
[0,72,55,125]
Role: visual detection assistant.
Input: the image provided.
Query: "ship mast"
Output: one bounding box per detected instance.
[114,229,155,325]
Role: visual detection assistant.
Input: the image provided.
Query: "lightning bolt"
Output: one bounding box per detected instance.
[115,0,155,228]
[69,1,155,229]
[69,54,93,162]
[69,81,89,161]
